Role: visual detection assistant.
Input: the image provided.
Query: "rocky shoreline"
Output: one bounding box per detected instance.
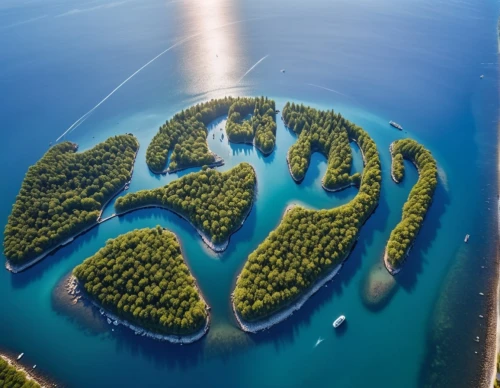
[67,276,210,344]
[232,264,343,333]
[0,353,53,387]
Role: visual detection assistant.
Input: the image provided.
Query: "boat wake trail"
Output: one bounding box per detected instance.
[238,55,269,83]
[306,83,349,98]
[56,17,264,142]
[314,337,324,347]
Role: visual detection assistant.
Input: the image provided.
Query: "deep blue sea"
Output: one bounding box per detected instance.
[0,0,499,387]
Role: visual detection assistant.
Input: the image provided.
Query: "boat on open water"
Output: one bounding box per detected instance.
[333,315,346,328]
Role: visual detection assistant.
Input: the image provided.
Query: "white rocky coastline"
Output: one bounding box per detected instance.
[0,354,49,387]
[67,276,210,344]
[232,264,343,333]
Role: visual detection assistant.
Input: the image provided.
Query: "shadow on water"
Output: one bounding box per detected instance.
[395,180,450,293]
[249,190,386,349]
[9,226,103,289]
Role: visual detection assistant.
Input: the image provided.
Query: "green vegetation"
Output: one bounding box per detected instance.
[385,139,438,271]
[115,163,256,245]
[282,102,360,189]
[146,97,276,172]
[226,97,276,154]
[0,358,39,388]
[3,135,138,264]
[233,104,381,321]
[73,227,207,335]
[391,152,405,182]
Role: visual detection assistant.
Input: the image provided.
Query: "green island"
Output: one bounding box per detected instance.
[282,102,361,190]
[3,135,139,271]
[226,97,276,154]
[232,104,381,330]
[384,139,438,274]
[115,163,256,250]
[145,96,276,173]
[0,356,40,388]
[72,226,209,342]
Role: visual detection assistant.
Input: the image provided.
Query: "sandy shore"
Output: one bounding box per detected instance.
[0,353,53,387]
[5,137,140,274]
[68,276,210,344]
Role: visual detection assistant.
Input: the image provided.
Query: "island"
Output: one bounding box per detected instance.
[226,97,276,155]
[384,139,438,274]
[3,135,139,272]
[115,163,256,251]
[282,102,361,190]
[232,103,381,331]
[72,226,209,343]
[145,97,276,173]
[0,356,40,388]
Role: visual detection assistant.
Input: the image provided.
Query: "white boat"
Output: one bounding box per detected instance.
[333,315,346,328]
[107,318,112,324]
[17,353,24,360]
[32,365,37,369]
[113,320,119,326]
[464,234,470,243]
[280,69,286,73]
[480,74,484,79]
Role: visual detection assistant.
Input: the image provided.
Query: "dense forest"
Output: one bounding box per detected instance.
[146,97,276,172]
[73,227,208,335]
[3,135,138,264]
[282,102,359,190]
[233,105,381,321]
[385,139,438,271]
[0,358,39,388]
[115,163,256,244]
[226,97,276,154]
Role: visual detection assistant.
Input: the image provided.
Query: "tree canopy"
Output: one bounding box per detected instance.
[226,96,276,154]
[146,97,276,173]
[73,226,208,335]
[282,102,356,190]
[0,358,40,388]
[385,139,438,270]
[233,104,381,321]
[115,163,256,244]
[3,135,138,264]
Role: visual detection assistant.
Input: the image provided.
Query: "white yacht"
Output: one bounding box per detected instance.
[333,315,346,328]
[17,353,24,360]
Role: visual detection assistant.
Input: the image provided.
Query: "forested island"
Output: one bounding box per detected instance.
[73,226,209,341]
[3,135,139,270]
[115,163,256,250]
[384,139,438,274]
[282,102,361,190]
[226,97,276,154]
[0,356,40,388]
[233,104,381,329]
[146,97,276,173]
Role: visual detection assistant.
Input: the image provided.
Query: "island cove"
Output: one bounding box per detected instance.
[71,227,210,343]
[114,163,256,251]
[3,97,441,339]
[145,96,277,174]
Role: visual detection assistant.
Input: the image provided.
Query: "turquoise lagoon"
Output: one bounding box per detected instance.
[0,0,499,387]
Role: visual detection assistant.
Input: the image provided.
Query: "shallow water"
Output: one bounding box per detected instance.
[0,0,498,387]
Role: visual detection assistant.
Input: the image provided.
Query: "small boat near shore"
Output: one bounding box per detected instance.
[333,315,346,328]
[464,234,470,243]
[389,121,403,130]
[17,353,24,360]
